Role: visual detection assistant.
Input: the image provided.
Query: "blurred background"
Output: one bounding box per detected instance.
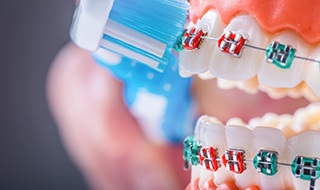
[1,0,88,189]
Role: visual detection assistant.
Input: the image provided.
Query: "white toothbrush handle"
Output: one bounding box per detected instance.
[70,0,114,51]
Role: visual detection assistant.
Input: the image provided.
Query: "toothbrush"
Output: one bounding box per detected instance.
[70,0,189,72]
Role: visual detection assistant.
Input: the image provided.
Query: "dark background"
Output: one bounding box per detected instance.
[1,1,88,189]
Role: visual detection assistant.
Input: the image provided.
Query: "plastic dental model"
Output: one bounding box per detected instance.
[182,0,320,189]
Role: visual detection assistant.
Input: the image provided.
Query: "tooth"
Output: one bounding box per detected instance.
[277,114,295,138]
[305,45,320,97]
[235,77,259,94]
[179,69,194,78]
[292,103,320,134]
[217,78,237,90]
[209,14,268,80]
[198,71,215,80]
[258,32,310,88]
[303,84,320,102]
[226,117,247,126]
[288,131,320,190]
[261,113,280,127]
[292,111,311,134]
[190,165,202,184]
[195,116,234,186]
[225,125,259,189]
[253,127,290,190]
[179,10,225,75]
[312,120,320,131]
[306,103,320,125]
[287,82,305,99]
[259,85,287,99]
[248,117,263,130]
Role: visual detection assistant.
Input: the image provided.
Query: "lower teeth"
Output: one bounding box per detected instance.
[184,103,320,190]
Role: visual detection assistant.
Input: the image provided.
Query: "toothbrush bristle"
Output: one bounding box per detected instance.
[109,0,189,46]
[102,0,189,71]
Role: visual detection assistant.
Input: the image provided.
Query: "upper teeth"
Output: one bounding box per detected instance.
[179,10,320,97]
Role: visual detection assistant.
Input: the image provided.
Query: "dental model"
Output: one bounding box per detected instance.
[70,0,320,189]
[181,0,320,189]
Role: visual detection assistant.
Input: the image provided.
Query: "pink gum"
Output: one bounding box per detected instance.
[189,0,320,45]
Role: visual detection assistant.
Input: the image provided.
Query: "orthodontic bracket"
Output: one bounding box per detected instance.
[184,136,320,190]
[181,26,320,70]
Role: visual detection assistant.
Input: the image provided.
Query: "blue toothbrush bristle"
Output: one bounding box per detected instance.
[109,0,189,46]
[102,0,189,71]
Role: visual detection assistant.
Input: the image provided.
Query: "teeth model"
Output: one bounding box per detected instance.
[182,0,320,189]
[184,114,320,190]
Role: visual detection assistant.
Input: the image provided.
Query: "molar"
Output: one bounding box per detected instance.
[179,10,225,75]
[209,14,268,81]
[258,32,311,88]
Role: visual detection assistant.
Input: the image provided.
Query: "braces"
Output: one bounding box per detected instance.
[180,27,320,69]
[184,135,320,190]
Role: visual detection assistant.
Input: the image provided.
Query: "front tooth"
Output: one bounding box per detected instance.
[288,131,320,190]
[258,32,310,88]
[195,116,234,186]
[179,10,225,75]
[209,14,268,81]
[253,127,290,190]
[225,125,259,189]
[305,45,320,97]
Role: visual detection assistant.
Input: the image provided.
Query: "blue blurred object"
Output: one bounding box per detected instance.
[93,51,195,143]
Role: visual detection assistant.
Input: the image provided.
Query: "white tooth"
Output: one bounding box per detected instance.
[260,113,280,128]
[258,32,310,88]
[248,117,263,130]
[191,165,202,182]
[235,77,259,94]
[226,117,247,126]
[277,114,295,138]
[291,103,320,134]
[198,71,215,80]
[306,45,320,97]
[209,14,268,80]
[195,116,234,186]
[179,10,225,75]
[253,127,290,190]
[179,69,194,78]
[217,78,237,90]
[259,85,287,99]
[288,131,320,190]
[225,125,259,189]
[198,169,214,188]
